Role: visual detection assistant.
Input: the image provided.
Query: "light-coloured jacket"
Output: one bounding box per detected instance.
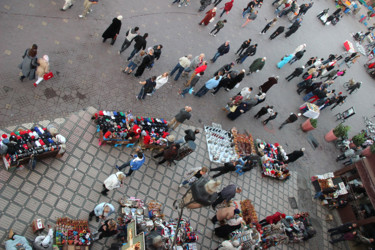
[104,172,125,190]
[94,202,115,217]
[179,56,191,68]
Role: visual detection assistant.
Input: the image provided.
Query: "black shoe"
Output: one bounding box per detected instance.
[69,4,73,8]
[60,8,65,11]
[101,191,108,196]
[246,73,250,76]
[20,76,25,82]
[96,217,99,222]
[89,215,93,221]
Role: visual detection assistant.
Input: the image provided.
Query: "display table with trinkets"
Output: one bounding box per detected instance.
[1,126,66,171]
[54,217,92,249]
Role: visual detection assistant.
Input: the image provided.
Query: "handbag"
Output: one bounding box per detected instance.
[43,72,54,81]
[209,17,215,23]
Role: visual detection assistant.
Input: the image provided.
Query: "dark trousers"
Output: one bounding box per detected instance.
[128,48,140,61]
[211,166,234,178]
[212,193,224,209]
[103,37,116,45]
[254,109,267,119]
[210,27,222,35]
[89,210,99,220]
[211,215,218,223]
[101,184,110,195]
[279,119,292,129]
[236,46,245,55]
[330,234,347,244]
[137,87,148,100]
[214,0,222,6]
[153,152,167,164]
[330,102,340,110]
[263,116,276,125]
[195,86,209,97]
[259,219,269,226]
[261,24,271,34]
[286,73,297,81]
[119,39,131,53]
[336,154,348,161]
[117,161,134,176]
[270,31,281,40]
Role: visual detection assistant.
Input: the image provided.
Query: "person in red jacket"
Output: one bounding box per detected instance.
[185,62,208,86]
[259,212,286,226]
[220,0,234,17]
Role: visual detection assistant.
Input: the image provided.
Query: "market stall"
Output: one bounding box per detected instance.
[299,102,320,119]
[255,139,290,181]
[1,126,66,171]
[93,110,170,149]
[205,124,256,164]
[118,196,200,249]
[311,172,348,206]
[55,217,92,248]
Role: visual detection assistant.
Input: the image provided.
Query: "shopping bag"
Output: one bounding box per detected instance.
[43,72,54,81]
[209,17,215,23]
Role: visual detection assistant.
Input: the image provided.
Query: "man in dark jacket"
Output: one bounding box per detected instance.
[236,39,251,55]
[289,50,306,65]
[286,66,305,81]
[212,71,236,95]
[211,41,230,63]
[227,69,245,90]
[175,129,200,144]
[153,44,163,60]
[212,184,242,209]
[269,26,285,40]
[214,62,234,76]
[285,148,305,162]
[134,49,154,77]
[236,44,257,64]
[168,106,192,130]
[128,33,148,60]
[328,222,358,236]
[119,26,139,54]
[279,113,301,129]
[153,143,180,165]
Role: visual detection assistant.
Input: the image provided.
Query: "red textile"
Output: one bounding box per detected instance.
[195,64,207,74]
[265,212,284,224]
[224,0,234,11]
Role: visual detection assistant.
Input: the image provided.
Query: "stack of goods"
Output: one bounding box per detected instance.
[165,219,199,248]
[1,127,65,167]
[240,199,258,224]
[92,110,169,147]
[256,140,290,181]
[232,128,256,157]
[205,126,236,163]
[55,217,92,247]
[229,226,261,249]
[147,201,164,221]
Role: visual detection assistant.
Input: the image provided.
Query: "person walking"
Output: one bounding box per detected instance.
[195,75,222,97]
[79,0,98,18]
[128,33,148,61]
[269,26,285,40]
[199,7,217,25]
[211,41,230,63]
[134,48,154,77]
[101,172,126,196]
[182,53,205,76]
[89,202,115,222]
[330,92,346,110]
[289,50,306,65]
[211,161,236,178]
[242,11,258,27]
[247,57,266,75]
[170,55,192,81]
[19,44,38,82]
[199,0,213,12]
[227,102,251,120]
[155,72,169,91]
[277,54,294,69]
[168,106,192,130]
[285,22,301,37]
[212,185,242,209]
[236,44,257,64]
[285,148,305,163]
[175,129,200,145]
[211,71,234,94]
[60,0,74,11]
[119,26,139,54]
[179,166,208,187]
[219,0,234,18]
[136,76,157,100]
[242,1,255,18]
[330,231,357,244]
[285,66,304,81]
[328,223,358,236]
[261,18,278,34]
[179,72,204,97]
[262,111,278,125]
[332,69,346,80]
[116,150,145,176]
[254,105,273,119]
[279,113,301,129]
[227,69,245,90]
[347,82,361,94]
[185,61,208,86]
[33,55,50,87]
[235,39,251,56]
[153,143,180,165]
[209,19,227,36]
[123,50,146,75]
[102,16,122,45]
[213,0,223,7]
[259,76,278,93]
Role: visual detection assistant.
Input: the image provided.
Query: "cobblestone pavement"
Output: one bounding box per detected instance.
[0,107,346,249]
[1,0,374,249]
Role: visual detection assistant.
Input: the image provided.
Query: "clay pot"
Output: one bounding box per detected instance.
[361,146,372,157]
[301,119,315,132]
[325,129,338,142]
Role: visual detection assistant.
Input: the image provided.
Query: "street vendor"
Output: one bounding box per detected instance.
[211,207,241,224]
[259,212,286,227]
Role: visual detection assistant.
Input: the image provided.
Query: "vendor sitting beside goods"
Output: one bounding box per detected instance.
[314,185,338,200]
[33,225,53,250]
[217,240,243,250]
[214,212,244,239]
[211,207,241,224]
[5,229,32,250]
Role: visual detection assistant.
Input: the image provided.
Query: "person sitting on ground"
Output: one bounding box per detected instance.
[179,166,208,188]
[175,129,200,144]
[6,229,32,250]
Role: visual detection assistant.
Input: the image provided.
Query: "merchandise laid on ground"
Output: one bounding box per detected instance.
[299,102,320,119]
[93,110,169,149]
[205,124,256,164]
[255,139,291,181]
[1,126,66,171]
[55,218,92,248]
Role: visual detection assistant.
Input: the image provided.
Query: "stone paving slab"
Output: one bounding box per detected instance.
[0,107,347,249]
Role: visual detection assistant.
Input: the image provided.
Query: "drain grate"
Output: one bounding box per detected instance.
[307,133,319,150]
[288,197,298,209]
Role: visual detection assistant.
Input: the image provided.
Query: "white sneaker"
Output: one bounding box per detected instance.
[89,9,93,12]
[179,183,183,188]
[78,15,83,18]
[178,4,182,7]
[213,34,216,37]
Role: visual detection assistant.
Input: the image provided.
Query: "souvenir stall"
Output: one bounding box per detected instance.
[299,102,320,119]
[117,197,200,249]
[218,199,262,249]
[92,110,170,149]
[205,124,256,164]
[1,126,66,171]
[255,139,290,181]
[260,212,316,248]
[54,217,92,249]
[311,172,348,206]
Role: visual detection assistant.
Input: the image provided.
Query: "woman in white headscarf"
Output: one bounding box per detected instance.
[102,171,126,196]
[34,55,50,87]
